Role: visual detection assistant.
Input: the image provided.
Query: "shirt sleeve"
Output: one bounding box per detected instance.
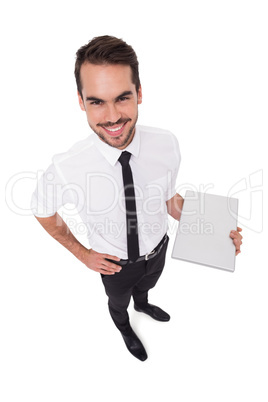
[31,162,72,217]
[166,133,181,201]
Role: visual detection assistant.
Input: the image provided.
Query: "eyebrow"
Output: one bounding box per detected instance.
[86,90,133,103]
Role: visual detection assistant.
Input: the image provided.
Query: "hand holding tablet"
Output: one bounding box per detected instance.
[172,191,241,272]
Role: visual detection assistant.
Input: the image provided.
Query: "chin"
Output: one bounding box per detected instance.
[96,126,135,149]
[106,135,131,149]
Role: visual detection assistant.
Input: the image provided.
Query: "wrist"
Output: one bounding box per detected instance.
[71,242,89,264]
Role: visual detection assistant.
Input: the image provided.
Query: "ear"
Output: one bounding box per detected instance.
[77,91,86,111]
[137,85,142,105]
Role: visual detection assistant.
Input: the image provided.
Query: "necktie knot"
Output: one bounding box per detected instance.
[118,151,131,167]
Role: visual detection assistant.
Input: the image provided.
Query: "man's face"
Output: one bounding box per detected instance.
[78,63,142,149]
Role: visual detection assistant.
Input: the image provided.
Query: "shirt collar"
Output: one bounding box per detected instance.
[124,125,140,159]
[93,125,140,166]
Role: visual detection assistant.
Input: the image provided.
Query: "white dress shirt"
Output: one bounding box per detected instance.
[31,125,181,259]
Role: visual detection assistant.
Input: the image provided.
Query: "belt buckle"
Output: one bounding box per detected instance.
[145,249,155,261]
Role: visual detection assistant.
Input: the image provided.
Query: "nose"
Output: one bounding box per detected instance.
[105,103,121,124]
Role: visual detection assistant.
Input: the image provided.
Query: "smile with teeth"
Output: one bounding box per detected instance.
[101,121,128,136]
[105,124,124,132]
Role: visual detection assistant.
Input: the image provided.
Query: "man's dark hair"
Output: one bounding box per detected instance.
[75,35,140,98]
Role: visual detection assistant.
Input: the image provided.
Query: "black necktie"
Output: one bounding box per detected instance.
[118,151,140,261]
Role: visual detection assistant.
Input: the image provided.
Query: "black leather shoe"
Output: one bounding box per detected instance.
[134,303,170,322]
[121,328,148,361]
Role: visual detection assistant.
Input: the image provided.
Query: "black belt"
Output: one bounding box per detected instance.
[116,234,168,266]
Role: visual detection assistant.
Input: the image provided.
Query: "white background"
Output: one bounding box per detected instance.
[1,0,267,401]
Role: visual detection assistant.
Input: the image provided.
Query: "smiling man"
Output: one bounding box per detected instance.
[78,63,141,149]
[31,35,242,362]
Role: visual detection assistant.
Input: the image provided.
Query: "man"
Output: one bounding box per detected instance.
[31,35,242,361]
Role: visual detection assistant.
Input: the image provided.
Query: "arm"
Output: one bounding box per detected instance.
[34,213,121,275]
[166,193,184,221]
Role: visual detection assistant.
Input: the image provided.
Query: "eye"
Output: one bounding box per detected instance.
[117,96,129,102]
[90,100,103,106]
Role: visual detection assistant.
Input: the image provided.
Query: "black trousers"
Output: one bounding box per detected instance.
[101,236,169,334]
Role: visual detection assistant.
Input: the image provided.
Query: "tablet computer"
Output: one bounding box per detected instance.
[171,191,239,272]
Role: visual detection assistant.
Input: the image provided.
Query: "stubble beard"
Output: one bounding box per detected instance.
[90,113,138,149]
